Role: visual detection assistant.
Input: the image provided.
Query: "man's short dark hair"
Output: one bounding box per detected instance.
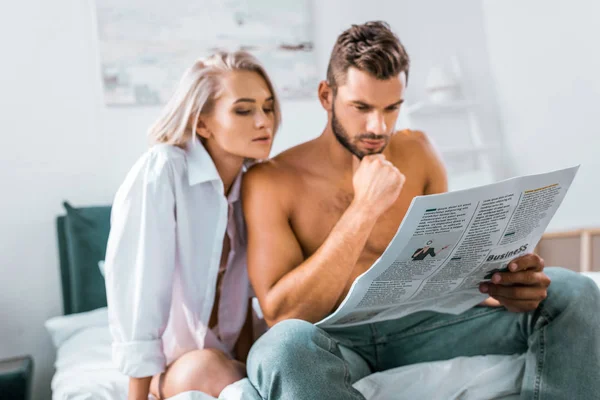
[326,21,410,93]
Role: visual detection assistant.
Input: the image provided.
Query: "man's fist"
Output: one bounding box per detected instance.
[352,154,405,218]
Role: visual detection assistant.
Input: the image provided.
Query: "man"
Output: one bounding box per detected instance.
[242,21,600,399]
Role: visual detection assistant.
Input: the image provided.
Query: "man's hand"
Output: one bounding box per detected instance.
[479,254,551,312]
[352,155,405,218]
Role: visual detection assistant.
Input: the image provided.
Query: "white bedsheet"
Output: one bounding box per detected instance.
[48,272,600,400]
[47,312,523,400]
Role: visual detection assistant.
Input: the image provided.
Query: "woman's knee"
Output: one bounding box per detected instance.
[165,349,245,397]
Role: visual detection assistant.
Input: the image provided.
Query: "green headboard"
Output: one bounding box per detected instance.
[56,202,112,315]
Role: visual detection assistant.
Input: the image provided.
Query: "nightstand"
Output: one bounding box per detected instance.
[0,355,33,400]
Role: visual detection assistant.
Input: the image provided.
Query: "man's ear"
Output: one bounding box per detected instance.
[196,118,212,139]
[318,80,334,111]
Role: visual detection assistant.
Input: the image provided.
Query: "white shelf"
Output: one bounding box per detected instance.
[439,144,498,156]
[406,100,477,116]
[406,92,499,188]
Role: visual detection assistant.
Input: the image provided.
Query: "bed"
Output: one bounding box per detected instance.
[47,202,600,400]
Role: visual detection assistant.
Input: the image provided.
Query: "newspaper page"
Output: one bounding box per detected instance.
[316,166,579,328]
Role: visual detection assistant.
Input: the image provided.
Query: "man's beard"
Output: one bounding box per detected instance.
[331,103,390,160]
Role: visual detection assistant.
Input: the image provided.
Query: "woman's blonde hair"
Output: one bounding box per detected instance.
[149,51,281,147]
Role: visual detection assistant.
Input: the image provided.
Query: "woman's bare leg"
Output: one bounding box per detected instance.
[149,349,245,398]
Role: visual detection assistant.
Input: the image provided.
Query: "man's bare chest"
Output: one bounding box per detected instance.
[289,176,425,262]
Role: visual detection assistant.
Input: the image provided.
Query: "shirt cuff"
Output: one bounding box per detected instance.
[112,339,166,378]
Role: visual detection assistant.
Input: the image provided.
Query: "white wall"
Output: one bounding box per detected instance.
[0,1,500,398]
[0,2,148,398]
[482,0,600,231]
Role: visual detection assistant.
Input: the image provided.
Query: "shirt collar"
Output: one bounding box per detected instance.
[185,136,221,186]
[185,136,244,204]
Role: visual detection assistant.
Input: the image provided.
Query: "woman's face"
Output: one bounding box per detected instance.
[199,70,276,160]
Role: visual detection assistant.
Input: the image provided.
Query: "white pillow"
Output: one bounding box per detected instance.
[45,307,109,348]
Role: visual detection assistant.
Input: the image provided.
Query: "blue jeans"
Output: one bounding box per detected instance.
[239,268,600,399]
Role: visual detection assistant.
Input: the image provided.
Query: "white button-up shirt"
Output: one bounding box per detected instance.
[104,138,250,378]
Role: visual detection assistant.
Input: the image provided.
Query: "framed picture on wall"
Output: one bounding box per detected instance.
[93,0,318,106]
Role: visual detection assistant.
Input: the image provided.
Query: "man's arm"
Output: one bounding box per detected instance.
[242,168,377,326]
[242,157,404,326]
[416,131,448,195]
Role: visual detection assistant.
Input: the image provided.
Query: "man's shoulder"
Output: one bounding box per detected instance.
[390,129,440,162]
[246,140,316,181]
[275,138,320,167]
[244,142,313,204]
[244,158,286,187]
[391,129,432,150]
[390,129,448,193]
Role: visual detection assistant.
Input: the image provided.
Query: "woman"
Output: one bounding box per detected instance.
[104,51,281,400]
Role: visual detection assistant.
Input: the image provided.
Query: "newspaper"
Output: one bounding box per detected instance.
[316,166,579,328]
